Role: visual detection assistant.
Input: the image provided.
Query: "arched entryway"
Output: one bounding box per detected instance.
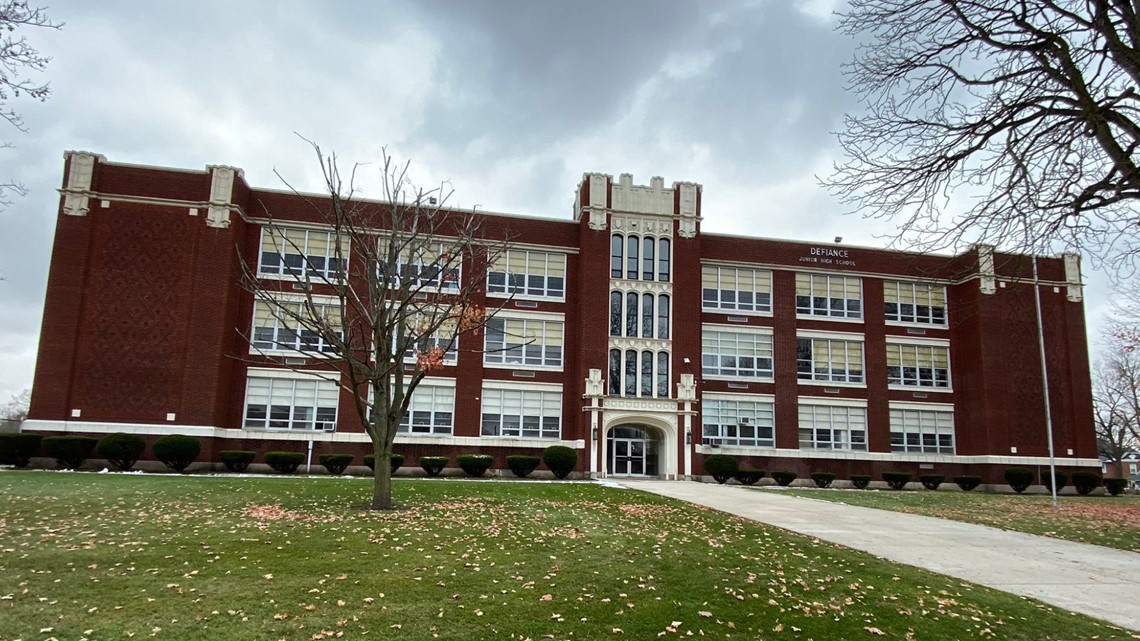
[607,424,660,477]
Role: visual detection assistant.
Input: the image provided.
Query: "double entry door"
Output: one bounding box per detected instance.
[608,426,657,476]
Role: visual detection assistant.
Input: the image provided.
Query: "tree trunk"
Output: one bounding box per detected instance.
[371,441,393,510]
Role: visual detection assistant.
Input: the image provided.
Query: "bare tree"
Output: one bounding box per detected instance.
[0,387,29,423]
[827,1,1140,272]
[241,143,508,510]
[1093,337,1140,477]
[0,2,61,205]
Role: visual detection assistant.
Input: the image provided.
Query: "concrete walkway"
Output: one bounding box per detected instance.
[615,479,1140,632]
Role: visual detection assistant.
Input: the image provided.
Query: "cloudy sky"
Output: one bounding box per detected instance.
[0,0,1114,403]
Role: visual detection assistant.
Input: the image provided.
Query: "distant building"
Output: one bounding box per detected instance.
[24,151,1099,481]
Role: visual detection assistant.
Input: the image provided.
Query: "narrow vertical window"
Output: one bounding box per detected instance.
[609,349,622,395]
[609,291,622,336]
[642,293,654,338]
[640,351,654,396]
[657,352,669,397]
[658,238,671,281]
[626,235,639,280]
[657,295,670,339]
[610,235,623,279]
[626,292,639,337]
[624,349,637,396]
[642,237,655,281]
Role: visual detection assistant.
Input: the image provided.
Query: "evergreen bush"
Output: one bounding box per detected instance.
[95,432,146,471]
[457,454,493,477]
[850,474,871,489]
[703,455,738,484]
[419,456,448,477]
[506,454,541,478]
[810,472,836,488]
[42,435,97,470]
[363,453,404,473]
[1104,478,1128,496]
[152,434,201,473]
[264,451,304,474]
[734,467,764,485]
[1004,467,1034,493]
[542,446,577,480]
[954,475,982,492]
[1072,471,1102,496]
[771,471,797,487]
[1041,470,1069,493]
[319,453,354,476]
[0,432,42,467]
[919,474,944,491]
[219,450,255,473]
[882,471,913,490]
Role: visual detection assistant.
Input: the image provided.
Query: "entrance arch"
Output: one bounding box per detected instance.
[607,425,659,476]
[597,411,679,479]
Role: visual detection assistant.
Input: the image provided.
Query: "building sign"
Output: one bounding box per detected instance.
[799,247,856,268]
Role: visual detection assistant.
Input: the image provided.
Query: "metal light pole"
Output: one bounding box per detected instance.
[1030,255,1059,507]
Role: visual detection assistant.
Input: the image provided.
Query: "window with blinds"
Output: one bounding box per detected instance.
[702,330,774,379]
[702,266,772,313]
[795,274,862,319]
[798,404,867,451]
[884,281,947,325]
[258,227,348,281]
[886,344,951,388]
[484,317,564,368]
[487,250,566,299]
[480,388,561,438]
[796,338,864,384]
[251,299,342,354]
[244,376,338,431]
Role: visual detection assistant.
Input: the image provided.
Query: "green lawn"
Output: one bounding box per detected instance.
[0,472,1136,641]
[774,486,1140,552]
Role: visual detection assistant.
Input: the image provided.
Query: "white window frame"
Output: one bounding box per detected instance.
[889,402,955,454]
[608,348,671,398]
[480,384,562,439]
[885,337,951,390]
[397,380,456,436]
[609,289,671,339]
[243,368,339,432]
[795,273,862,320]
[702,393,776,447]
[487,249,567,300]
[796,331,865,385]
[257,226,347,282]
[484,311,564,370]
[797,399,867,451]
[701,264,773,314]
[250,294,341,356]
[382,240,462,293]
[884,281,948,327]
[701,326,774,381]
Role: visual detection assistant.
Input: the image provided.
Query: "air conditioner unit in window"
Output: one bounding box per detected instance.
[316,422,335,432]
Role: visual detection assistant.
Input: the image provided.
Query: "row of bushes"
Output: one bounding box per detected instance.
[0,433,580,479]
[703,456,1129,496]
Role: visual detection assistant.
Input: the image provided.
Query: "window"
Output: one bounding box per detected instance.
[611,234,671,282]
[702,330,774,379]
[251,299,341,354]
[480,388,561,439]
[381,241,460,292]
[884,281,947,326]
[886,343,950,388]
[889,408,954,453]
[798,404,867,450]
[609,349,671,398]
[796,338,864,384]
[484,317,564,368]
[258,227,347,281]
[610,290,670,338]
[795,274,862,319]
[702,397,775,447]
[244,375,338,431]
[397,385,455,435]
[487,250,566,299]
[392,309,459,366]
[702,266,772,313]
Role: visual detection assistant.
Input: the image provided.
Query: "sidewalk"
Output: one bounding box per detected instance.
[615,479,1140,632]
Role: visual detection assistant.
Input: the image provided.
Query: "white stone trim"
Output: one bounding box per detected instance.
[488,308,565,322]
[796,328,864,341]
[703,391,776,403]
[888,400,955,411]
[703,323,773,336]
[798,396,868,408]
[481,380,563,393]
[693,442,1100,467]
[884,334,951,347]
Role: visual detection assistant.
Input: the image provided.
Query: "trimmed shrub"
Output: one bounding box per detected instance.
[734,467,765,486]
[420,456,448,477]
[363,453,404,473]
[810,472,836,488]
[264,451,304,474]
[882,471,913,490]
[457,454,493,477]
[153,434,201,473]
[506,454,541,478]
[704,455,738,484]
[919,474,945,491]
[319,453,354,476]
[95,432,146,471]
[219,450,255,473]
[1004,467,1033,493]
[1072,471,1102,496]
[1041,470,1069,493]
[1104,478,1128,496]
[42,435,98,470]
[0,432,42,467]
[543,446,577,480]
[772,471,797,487]
[954,475,982,492]
[850,474,871,489]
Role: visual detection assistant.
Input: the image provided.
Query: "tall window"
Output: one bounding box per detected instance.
[397,385,455,435]
[657,295,670,339]
[702,397,775,447]
[611,234,671,282]
[610,290,669,339]
[484,317,563,368]
[480,388,561,438]
[702,266,772,313]
[796,338,864,384]
[795,274,862,319]
[244,375,338,431]
[890,408,954,453]
[609,291,622,336]
[798,404,867,451]
[259,227,347,281]
[884,281,947,326]
[886,344,950,388]
[702,330,774,379]
[609,349,671,398]
[487,250,567,299]
[251,299,341,354]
